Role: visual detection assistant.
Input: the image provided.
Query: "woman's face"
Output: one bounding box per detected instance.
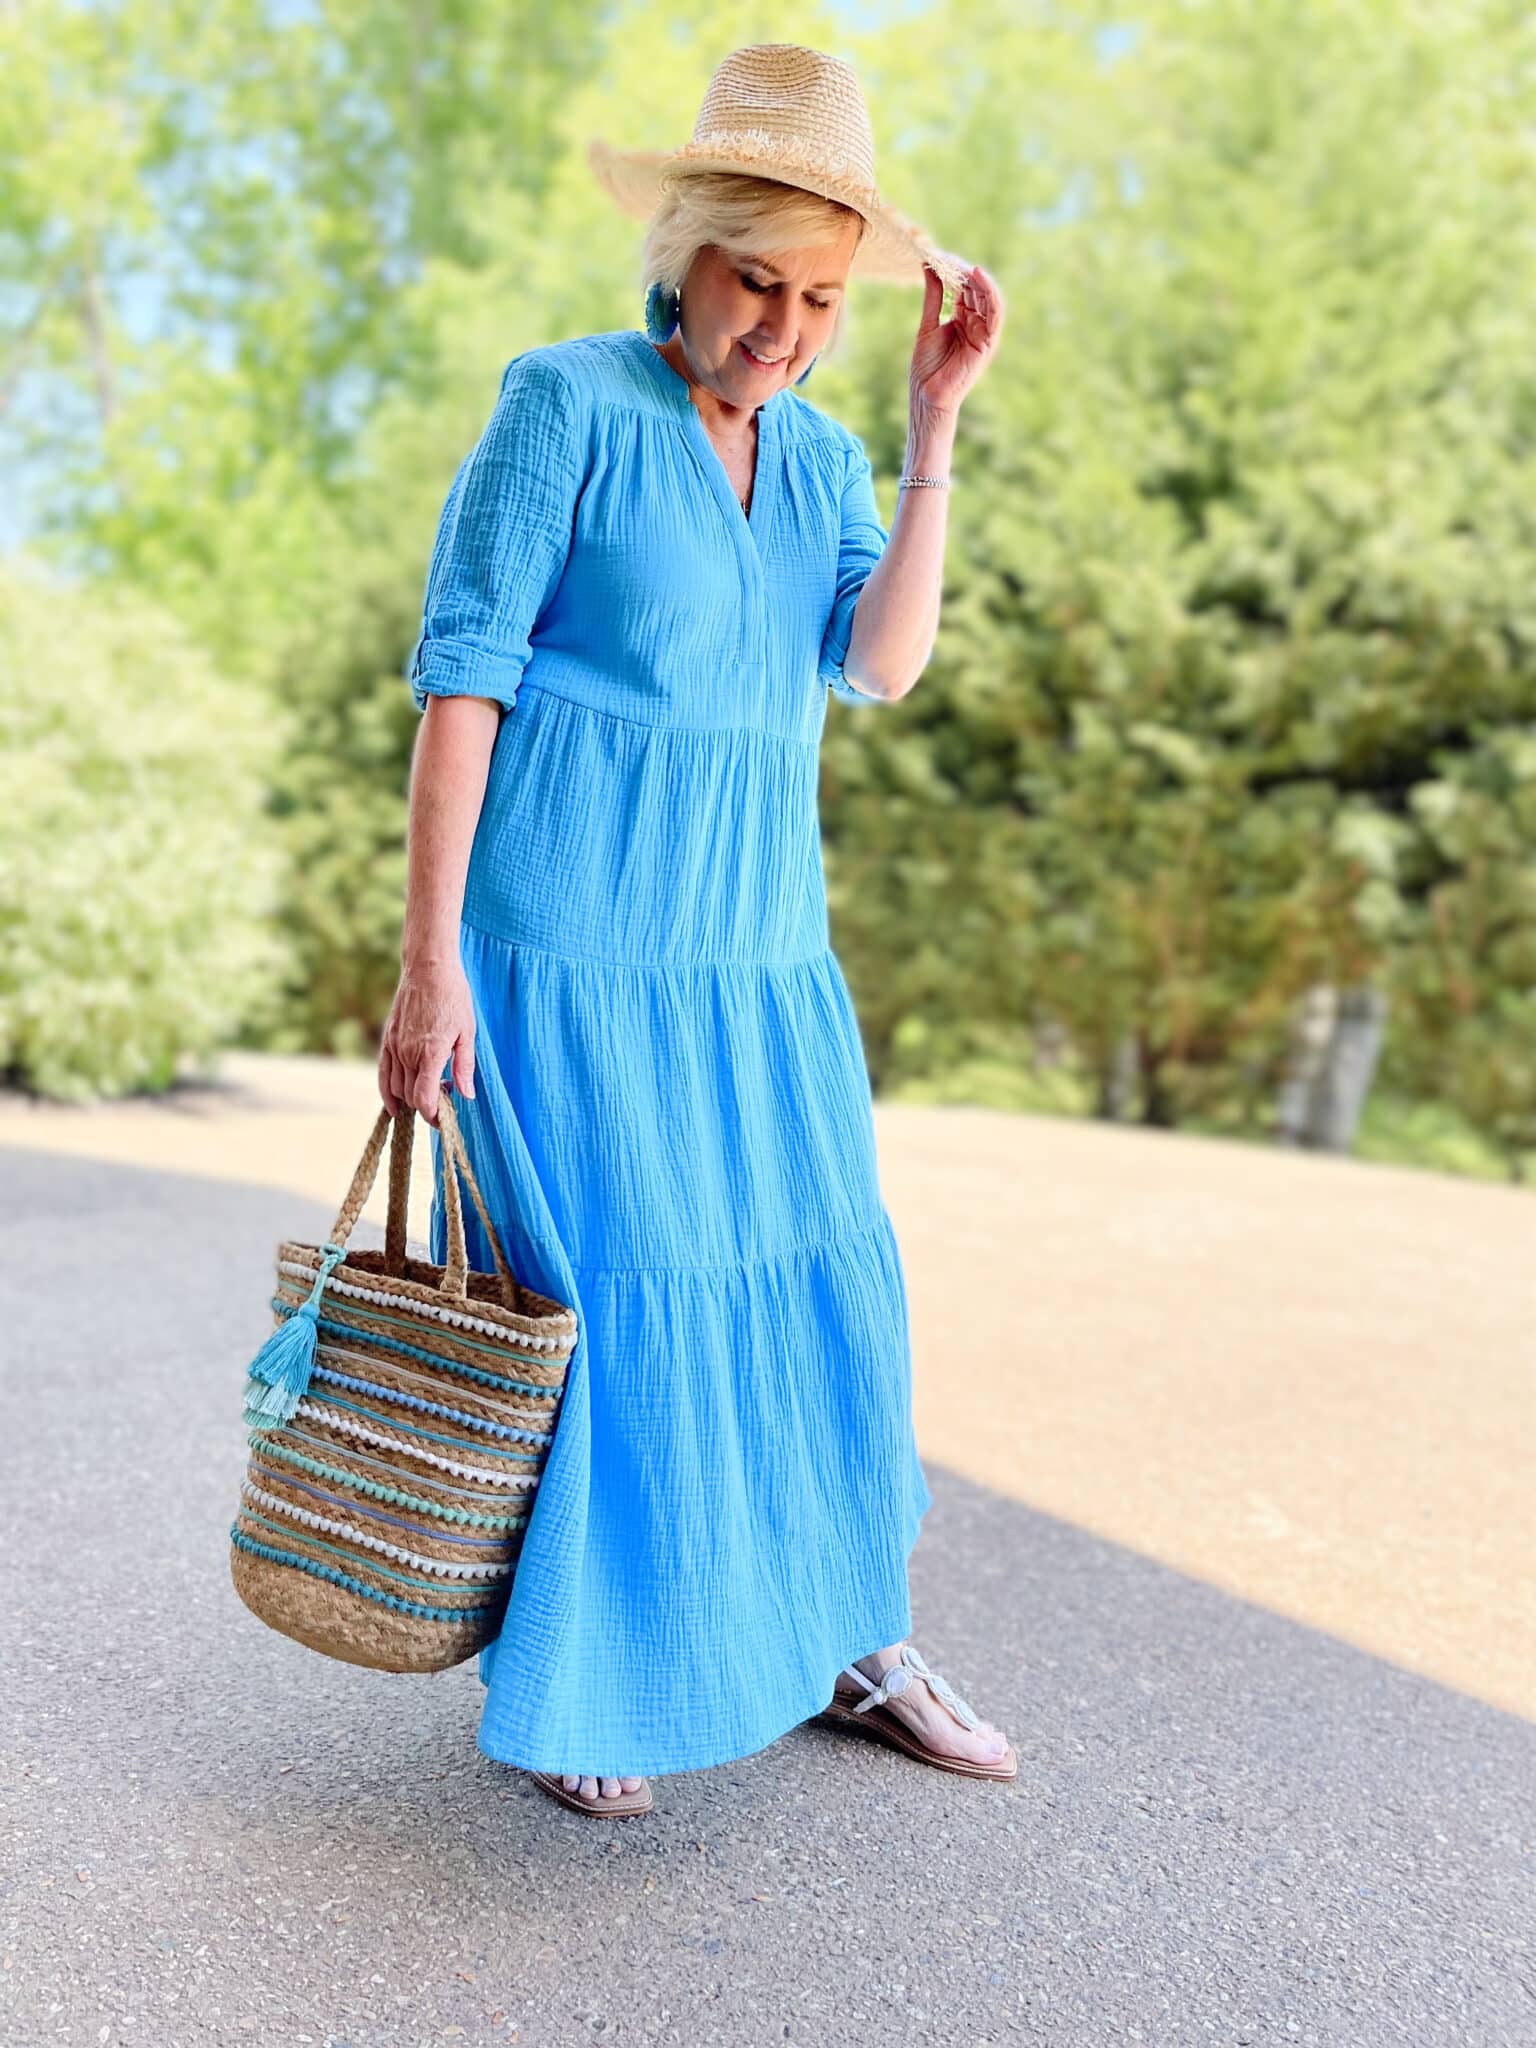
[673,220,861,411]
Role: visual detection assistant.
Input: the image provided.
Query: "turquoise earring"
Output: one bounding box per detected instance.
[645,281,680,343]
[795,354,818,386]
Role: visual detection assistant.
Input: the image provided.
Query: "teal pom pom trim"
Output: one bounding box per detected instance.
[244,1240,347,1432]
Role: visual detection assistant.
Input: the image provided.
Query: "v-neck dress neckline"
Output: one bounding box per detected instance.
[630,328,782,558]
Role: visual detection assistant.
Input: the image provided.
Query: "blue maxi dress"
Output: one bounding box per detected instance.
[406,326,932,1779]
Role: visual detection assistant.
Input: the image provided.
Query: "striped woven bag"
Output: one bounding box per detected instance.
[229,1084,577,1673]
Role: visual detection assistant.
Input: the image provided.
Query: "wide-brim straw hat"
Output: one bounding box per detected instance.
[588,42,969,296]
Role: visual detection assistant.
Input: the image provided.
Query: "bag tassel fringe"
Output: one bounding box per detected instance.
[244,1241,347,1430]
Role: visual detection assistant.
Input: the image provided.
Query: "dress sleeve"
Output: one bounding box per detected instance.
[818,431,890,704]
[405,348,584,715]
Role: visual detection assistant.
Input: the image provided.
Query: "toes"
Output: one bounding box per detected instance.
[958,1717,1008,1760]
[557,1772,643,1802]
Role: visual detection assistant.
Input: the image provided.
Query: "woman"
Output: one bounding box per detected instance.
[379,43,1009,1819]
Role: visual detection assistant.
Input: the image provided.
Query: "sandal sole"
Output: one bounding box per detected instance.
[527,1770,654,1819]
[816,1695,1019,1780]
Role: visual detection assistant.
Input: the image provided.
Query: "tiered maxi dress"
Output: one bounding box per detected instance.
[405,326,932,1780]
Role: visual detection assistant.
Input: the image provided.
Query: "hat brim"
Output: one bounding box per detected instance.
[587,137,968,295]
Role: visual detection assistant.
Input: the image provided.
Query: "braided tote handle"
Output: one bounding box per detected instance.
[324,1085,519,1308]
[435,1089,521,1305]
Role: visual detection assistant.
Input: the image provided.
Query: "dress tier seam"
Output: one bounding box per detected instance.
[561,1206,893,1279]
[457,913,833,973]
[512,678,820,747]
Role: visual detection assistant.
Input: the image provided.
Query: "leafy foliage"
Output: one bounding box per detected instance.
[0,555,288,1096]
[4,0,1533,1177]
[818,0,1536,1171]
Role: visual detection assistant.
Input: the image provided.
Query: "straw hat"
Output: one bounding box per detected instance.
[588,42,969,296]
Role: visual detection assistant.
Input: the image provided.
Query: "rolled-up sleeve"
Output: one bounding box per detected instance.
[818,432,890,703]
[406,349,584,714]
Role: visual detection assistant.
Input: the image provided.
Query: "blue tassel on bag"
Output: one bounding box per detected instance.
[244,1240,348,1432]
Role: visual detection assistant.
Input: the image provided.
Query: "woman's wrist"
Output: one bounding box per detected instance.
[903,401,957,480]
[401,934,462,973]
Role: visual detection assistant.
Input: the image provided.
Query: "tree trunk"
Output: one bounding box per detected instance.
[1138,1029,1177,1128]
[1275,983,1338,1146]
[1097,1030,1138,1121]
[1276,982,1388,1152]
[1315,985,1389,1150]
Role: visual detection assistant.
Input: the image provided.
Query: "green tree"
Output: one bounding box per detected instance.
[0,554,287,1097]
[821,0,1536,1157]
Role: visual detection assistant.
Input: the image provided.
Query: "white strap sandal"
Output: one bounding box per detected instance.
[818,1642,1017,1781]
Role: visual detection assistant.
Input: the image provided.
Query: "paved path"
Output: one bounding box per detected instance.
[2,1062,1532,2044]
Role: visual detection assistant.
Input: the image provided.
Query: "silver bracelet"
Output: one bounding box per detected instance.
[898,473,950,489]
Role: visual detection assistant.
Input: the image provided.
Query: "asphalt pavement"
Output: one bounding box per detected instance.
[2,1146,1532,2047]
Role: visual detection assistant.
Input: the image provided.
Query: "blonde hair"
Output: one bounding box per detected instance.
[640,169,865,359]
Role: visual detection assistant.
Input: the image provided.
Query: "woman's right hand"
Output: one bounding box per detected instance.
[378,960,476,1124]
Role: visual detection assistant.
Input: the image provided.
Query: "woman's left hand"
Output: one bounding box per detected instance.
[910,261,1005,419]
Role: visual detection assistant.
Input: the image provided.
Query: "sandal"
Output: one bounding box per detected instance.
[527,1771,654,1820]
[817,1643,1018,1781]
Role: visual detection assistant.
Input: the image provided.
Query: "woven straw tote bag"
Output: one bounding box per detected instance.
[229,1084,577,1673]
